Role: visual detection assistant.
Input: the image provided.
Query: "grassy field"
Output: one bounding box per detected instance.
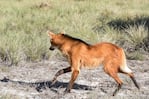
[0,0,149,65]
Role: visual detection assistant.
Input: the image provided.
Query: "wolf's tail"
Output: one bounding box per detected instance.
[119,49,132,73]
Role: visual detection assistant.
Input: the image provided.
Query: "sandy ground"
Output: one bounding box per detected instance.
[0,57,149,99]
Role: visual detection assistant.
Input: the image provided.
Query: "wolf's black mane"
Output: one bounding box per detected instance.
[63,34,90,45]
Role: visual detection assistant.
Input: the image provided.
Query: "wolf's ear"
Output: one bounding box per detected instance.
[47,31,55,37]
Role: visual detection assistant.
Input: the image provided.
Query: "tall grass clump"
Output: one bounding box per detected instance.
[124,24,148,51]
[120,24,149,60]
[0,32,50,65]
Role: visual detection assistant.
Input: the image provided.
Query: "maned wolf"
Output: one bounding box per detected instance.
[48,31,139,96]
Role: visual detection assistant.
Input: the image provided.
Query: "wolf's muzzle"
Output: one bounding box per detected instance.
[49,46,55,51]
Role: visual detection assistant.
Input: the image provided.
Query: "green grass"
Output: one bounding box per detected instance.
[0,0,149,65]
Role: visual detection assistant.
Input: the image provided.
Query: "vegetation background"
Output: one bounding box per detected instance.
[0,0,149,99]
[0,0,149,65]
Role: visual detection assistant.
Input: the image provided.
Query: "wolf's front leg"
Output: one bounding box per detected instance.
[64,70,79,93]
[51,67,71,86]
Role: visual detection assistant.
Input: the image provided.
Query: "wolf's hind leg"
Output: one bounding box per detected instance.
[125,73,140,89]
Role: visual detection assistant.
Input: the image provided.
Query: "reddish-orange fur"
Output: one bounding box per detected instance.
[48,31,139,96]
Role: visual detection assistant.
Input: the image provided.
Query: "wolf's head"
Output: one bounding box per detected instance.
[48,31,64,51]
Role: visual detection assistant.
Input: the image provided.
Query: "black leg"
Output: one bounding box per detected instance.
[130,76,140,89]
[113,84,122,96]
[51,67,71,86]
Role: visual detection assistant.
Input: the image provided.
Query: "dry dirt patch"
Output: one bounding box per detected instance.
[0,59,149,99]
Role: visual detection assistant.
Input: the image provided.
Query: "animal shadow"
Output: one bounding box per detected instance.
[0,77,93,93]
